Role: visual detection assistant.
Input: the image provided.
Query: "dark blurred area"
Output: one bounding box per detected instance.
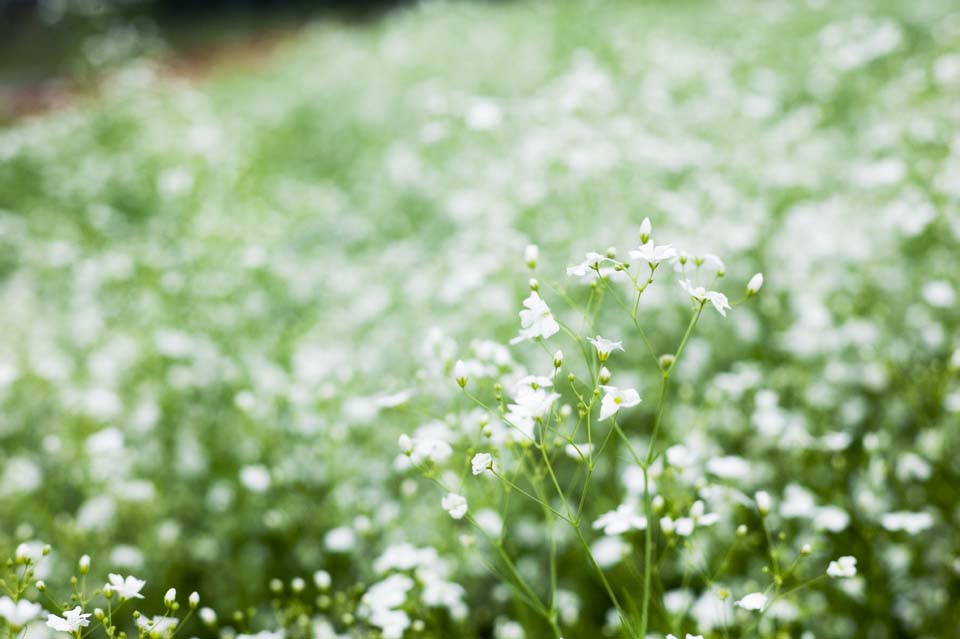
[0,0,407,121]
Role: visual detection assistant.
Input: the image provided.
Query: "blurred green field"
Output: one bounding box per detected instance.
[1,1,959,638]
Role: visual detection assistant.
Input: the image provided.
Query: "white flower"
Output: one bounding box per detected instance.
[629,240,678,265]
[504,387,560,439]
[639,217,652,243]
[674,517,695,537]
[755,490,772,516]
[442,493,468,520]
[313,570,332,590]
[734,592,768,612]
[453,359,468,388]
[78,555,90,574]
[666,635,704,639]
[599,386,641,421]
[47,607,92,633]
[471,453,493,476]
[510,292,560,344]
[566,252,609,277]
[106,574,146,600]
[199,607,217,626]
[593,503,647,535]
[881,511,934,534]
[747,272,764,295]
[189,592,199,608]
[397,434,413,455]
[679,280,731,316]
[164,588,176,605]
[0,596,42,627]
[827,556,857,578]
[587,336,624,360]
[524,244,538,268]
[136,616,177,634]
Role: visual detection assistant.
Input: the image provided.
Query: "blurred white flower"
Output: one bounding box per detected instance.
[47,607,92,633]
[442,493,468,520]
[510,292,559,344]
[471,453,493,476]
[0,597,42,628]
[735,592,767,612]
[679,280,731,316]
[827,556,857,578]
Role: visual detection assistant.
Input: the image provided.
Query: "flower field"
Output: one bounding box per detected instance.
[1,1,959,638]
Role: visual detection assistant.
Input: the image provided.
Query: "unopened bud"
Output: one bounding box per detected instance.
[524,244,538,269]
[453,359,468,388]
[747,272,764,296]
[79,554,91,575]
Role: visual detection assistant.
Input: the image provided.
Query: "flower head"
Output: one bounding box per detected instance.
[510,291,560,344]
[734,592,767,612]
[441,493,468,520]
[47,607,92,633]
[587,336,624,361]
[630,241,678,265]
[599,386,641,421]
[566,252,609,278]
[827,555,857,578]
[106,574,146,600]
[679,280,731,316]
[471,453,493,476]
[747,272,764,295]
[0,597,42,628]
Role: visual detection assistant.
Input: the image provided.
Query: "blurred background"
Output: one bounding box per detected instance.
[1,0,959,637]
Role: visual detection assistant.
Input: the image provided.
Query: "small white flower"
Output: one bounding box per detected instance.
[78,555,91,574]
[453,360,468,388]
[674,517,695,537]
[510,291,560,344]
[0,596,42,628]
[442,493,468,520]
[164,588,176,605]
[524,244,538,268]
[599,386,641,421]
[735,592,768,612]
[679,280,731,316]
[398,434,413,455]
[755,490,772,516]
[587,336,624,360]
[471,453,493,476]
[314,570,332,590]
[47,607,92,633]
[188,592,200,608]
[747,272,764,295]
[827,556,857,578]
[106,574,146,600]
[881,511,934,534]
[629,240,678,265]
[199,607,217,626]
[593,503,647,535]
[566,252,609,278]
[639,217,652,243]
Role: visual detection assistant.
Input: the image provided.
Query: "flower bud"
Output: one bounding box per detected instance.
[747,272,764,296]
[398,434,413,455]
[524,244,538,269]
[801,543,812,556]
[652,495,665,514]
[79,554,91,575]
[528,278,539,291]
[736,524,748,537]
[553,350,563,369]
[605,246,617,259]
[659,516,675,535]
[164,588,176,606]
[291,578,305,594]
[189,591,200,608]
[639,217,652,244]
[755,491,771,516]
[453,360,467,389]
[658,353,676,371]
[199,607,217,626]
[598,366,611,384]
[36,580,46,592]
[15,543,30,563]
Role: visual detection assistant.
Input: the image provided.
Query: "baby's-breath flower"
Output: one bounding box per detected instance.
[747,272,764,295]
[78,554,91,574]
[679,280,731,316]
[587,336,624,361]
[524,244,538,269]
[734,592,768,612]
[599,386,641,421]
[471,453,493,476]
[47,607,92,633]
[398,434,413,455]
[106,574,146,600]
[164,588,176,606]
[0,597,42,628]
[755,491,772,516]
[630,240,678,265]
[639,217,652,243]
[199,607,217,626]
[510,291,559,344]
[566,252,609,278]
[313,570,331,590]
[188,591,200,607]
[441,493,468,520]
[453,360,468,388]
[827,556,858,578]
[553,350,563,368]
